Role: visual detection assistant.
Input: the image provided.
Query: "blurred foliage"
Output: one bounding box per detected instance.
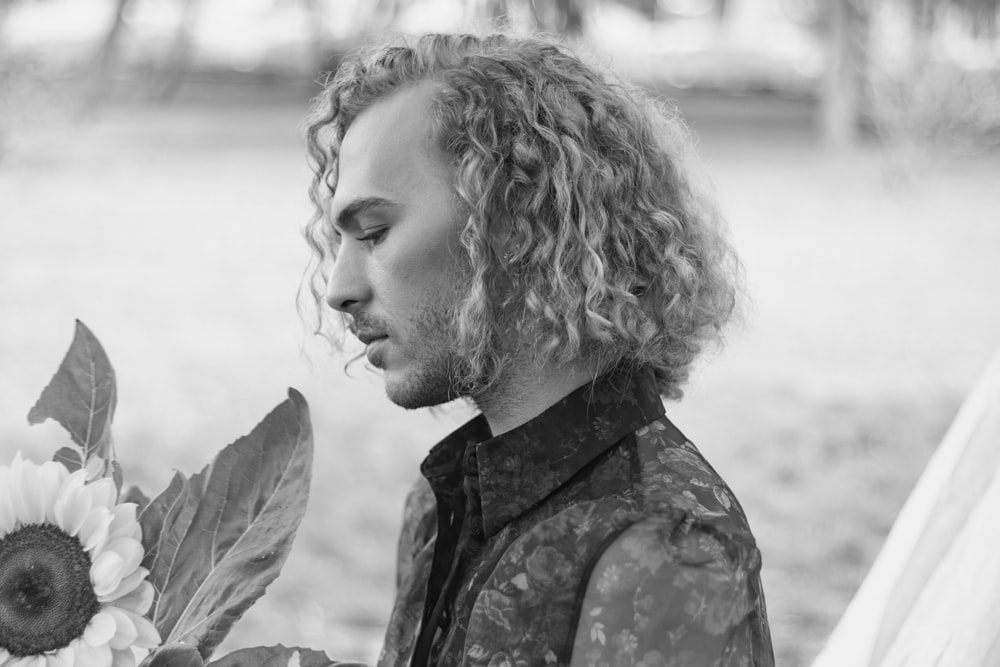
[0,0,998,158]
[864,0,1000,161]
[867,3,1000,159]
[0,52,76,160]
[777,0,1000,149]
[907,0,999,36]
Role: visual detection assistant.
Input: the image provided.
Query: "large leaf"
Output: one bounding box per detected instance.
[122,483,151,511]
[208,645,339,667]
[141,644,207,667]
[141,473,200,589]
[53,446,83,472]
[141,389,313,658]
[28,320,117,465]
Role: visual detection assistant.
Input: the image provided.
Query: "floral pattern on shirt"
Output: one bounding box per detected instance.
[572,519,758,667]
[378,368,773,667]
[464,501,633,667]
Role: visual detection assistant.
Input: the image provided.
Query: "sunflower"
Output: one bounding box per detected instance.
[0,454,161,667]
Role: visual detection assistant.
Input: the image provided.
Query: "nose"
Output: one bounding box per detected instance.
[325,243,369,314]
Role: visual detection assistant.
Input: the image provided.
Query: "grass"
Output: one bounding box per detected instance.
[1,89,999,666]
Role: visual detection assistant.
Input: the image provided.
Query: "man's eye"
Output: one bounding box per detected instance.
[357,228,387,246]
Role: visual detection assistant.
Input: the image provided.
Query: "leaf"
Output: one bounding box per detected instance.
[143,389,314,658]
[207,645,338,667]
[140,473,196,570]
[112,458,124,491]
[143,473,201,645]
[122,484,151,511]
[28,320,117,465]
[53,446,82,473]
[140,644,207,667]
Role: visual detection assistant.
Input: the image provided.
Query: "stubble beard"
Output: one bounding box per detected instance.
[382,291,472,410]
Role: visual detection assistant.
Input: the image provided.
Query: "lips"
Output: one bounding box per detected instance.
[356,332,388,345]
[362,334,388,368]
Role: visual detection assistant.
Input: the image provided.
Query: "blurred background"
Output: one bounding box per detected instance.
[1,0,999,665]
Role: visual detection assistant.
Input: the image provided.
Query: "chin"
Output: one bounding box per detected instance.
[383,364,461,409]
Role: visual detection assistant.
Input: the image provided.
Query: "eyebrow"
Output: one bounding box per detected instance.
[333,196,402,231]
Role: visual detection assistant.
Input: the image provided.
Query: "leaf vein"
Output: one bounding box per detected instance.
[166,432,305,645]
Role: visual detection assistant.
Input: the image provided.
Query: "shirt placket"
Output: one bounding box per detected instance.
[410,471,467,667]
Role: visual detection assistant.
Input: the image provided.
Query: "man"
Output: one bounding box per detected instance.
[304,32,773,667]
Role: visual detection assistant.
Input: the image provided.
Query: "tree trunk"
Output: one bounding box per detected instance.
[552,0,584,36]
[303,0,326,74]
[821,0,870,148]
[488,0,509,23]
[713,0,729,24]
[86,0,132,105]
[156,0,202,102]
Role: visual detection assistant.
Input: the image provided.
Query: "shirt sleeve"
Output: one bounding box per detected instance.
[570,517,758,667]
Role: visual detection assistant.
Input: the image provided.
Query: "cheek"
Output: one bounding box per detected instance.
[399,232,466,290]
[370,241,463,309]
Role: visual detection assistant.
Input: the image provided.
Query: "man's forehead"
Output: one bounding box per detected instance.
[336,82,445,195]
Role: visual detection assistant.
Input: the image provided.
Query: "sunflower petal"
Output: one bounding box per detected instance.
[130,613,161,649]
[38,460,68,523]
[98,567,148,604]
[104,607,138,650]
[84,455,106,482]
[110,649,135,667]
[110,580,154,615]
[91,551,126,598]
[72,640,112,667]
[105,538,144,576]
[53,646,76,667]
[0,467,16,534]
[60,469,89,497]
[78,507,113,554]
[12,456,46,524]
[18,656,46,667]
[83,612,117,647]
[55,479,93,537]
[86,478,118,510]
[44,647,73,667]
[107,504,140,543]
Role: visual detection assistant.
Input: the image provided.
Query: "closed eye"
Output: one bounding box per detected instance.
[357,228,387,247]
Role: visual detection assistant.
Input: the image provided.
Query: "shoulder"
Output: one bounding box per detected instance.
[571,517,765,667]
[490,500,760,603]
[470,504,765,666]
[584,516,760,605]
[632,416,754,537]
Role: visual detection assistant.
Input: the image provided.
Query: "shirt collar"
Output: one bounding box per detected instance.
[420,367,666,539]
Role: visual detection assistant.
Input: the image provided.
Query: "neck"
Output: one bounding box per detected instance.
[472,357,605,436]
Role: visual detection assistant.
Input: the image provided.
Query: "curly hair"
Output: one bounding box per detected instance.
[303,32,742,400]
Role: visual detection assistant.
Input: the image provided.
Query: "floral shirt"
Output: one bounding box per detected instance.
[377,369,773,667]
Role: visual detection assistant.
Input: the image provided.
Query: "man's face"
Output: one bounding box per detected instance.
[326,83,469,409]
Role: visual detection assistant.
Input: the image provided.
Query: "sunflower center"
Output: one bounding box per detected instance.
[0,523,101,657]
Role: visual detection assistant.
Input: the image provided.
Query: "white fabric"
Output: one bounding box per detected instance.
[813,348,1000,667]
